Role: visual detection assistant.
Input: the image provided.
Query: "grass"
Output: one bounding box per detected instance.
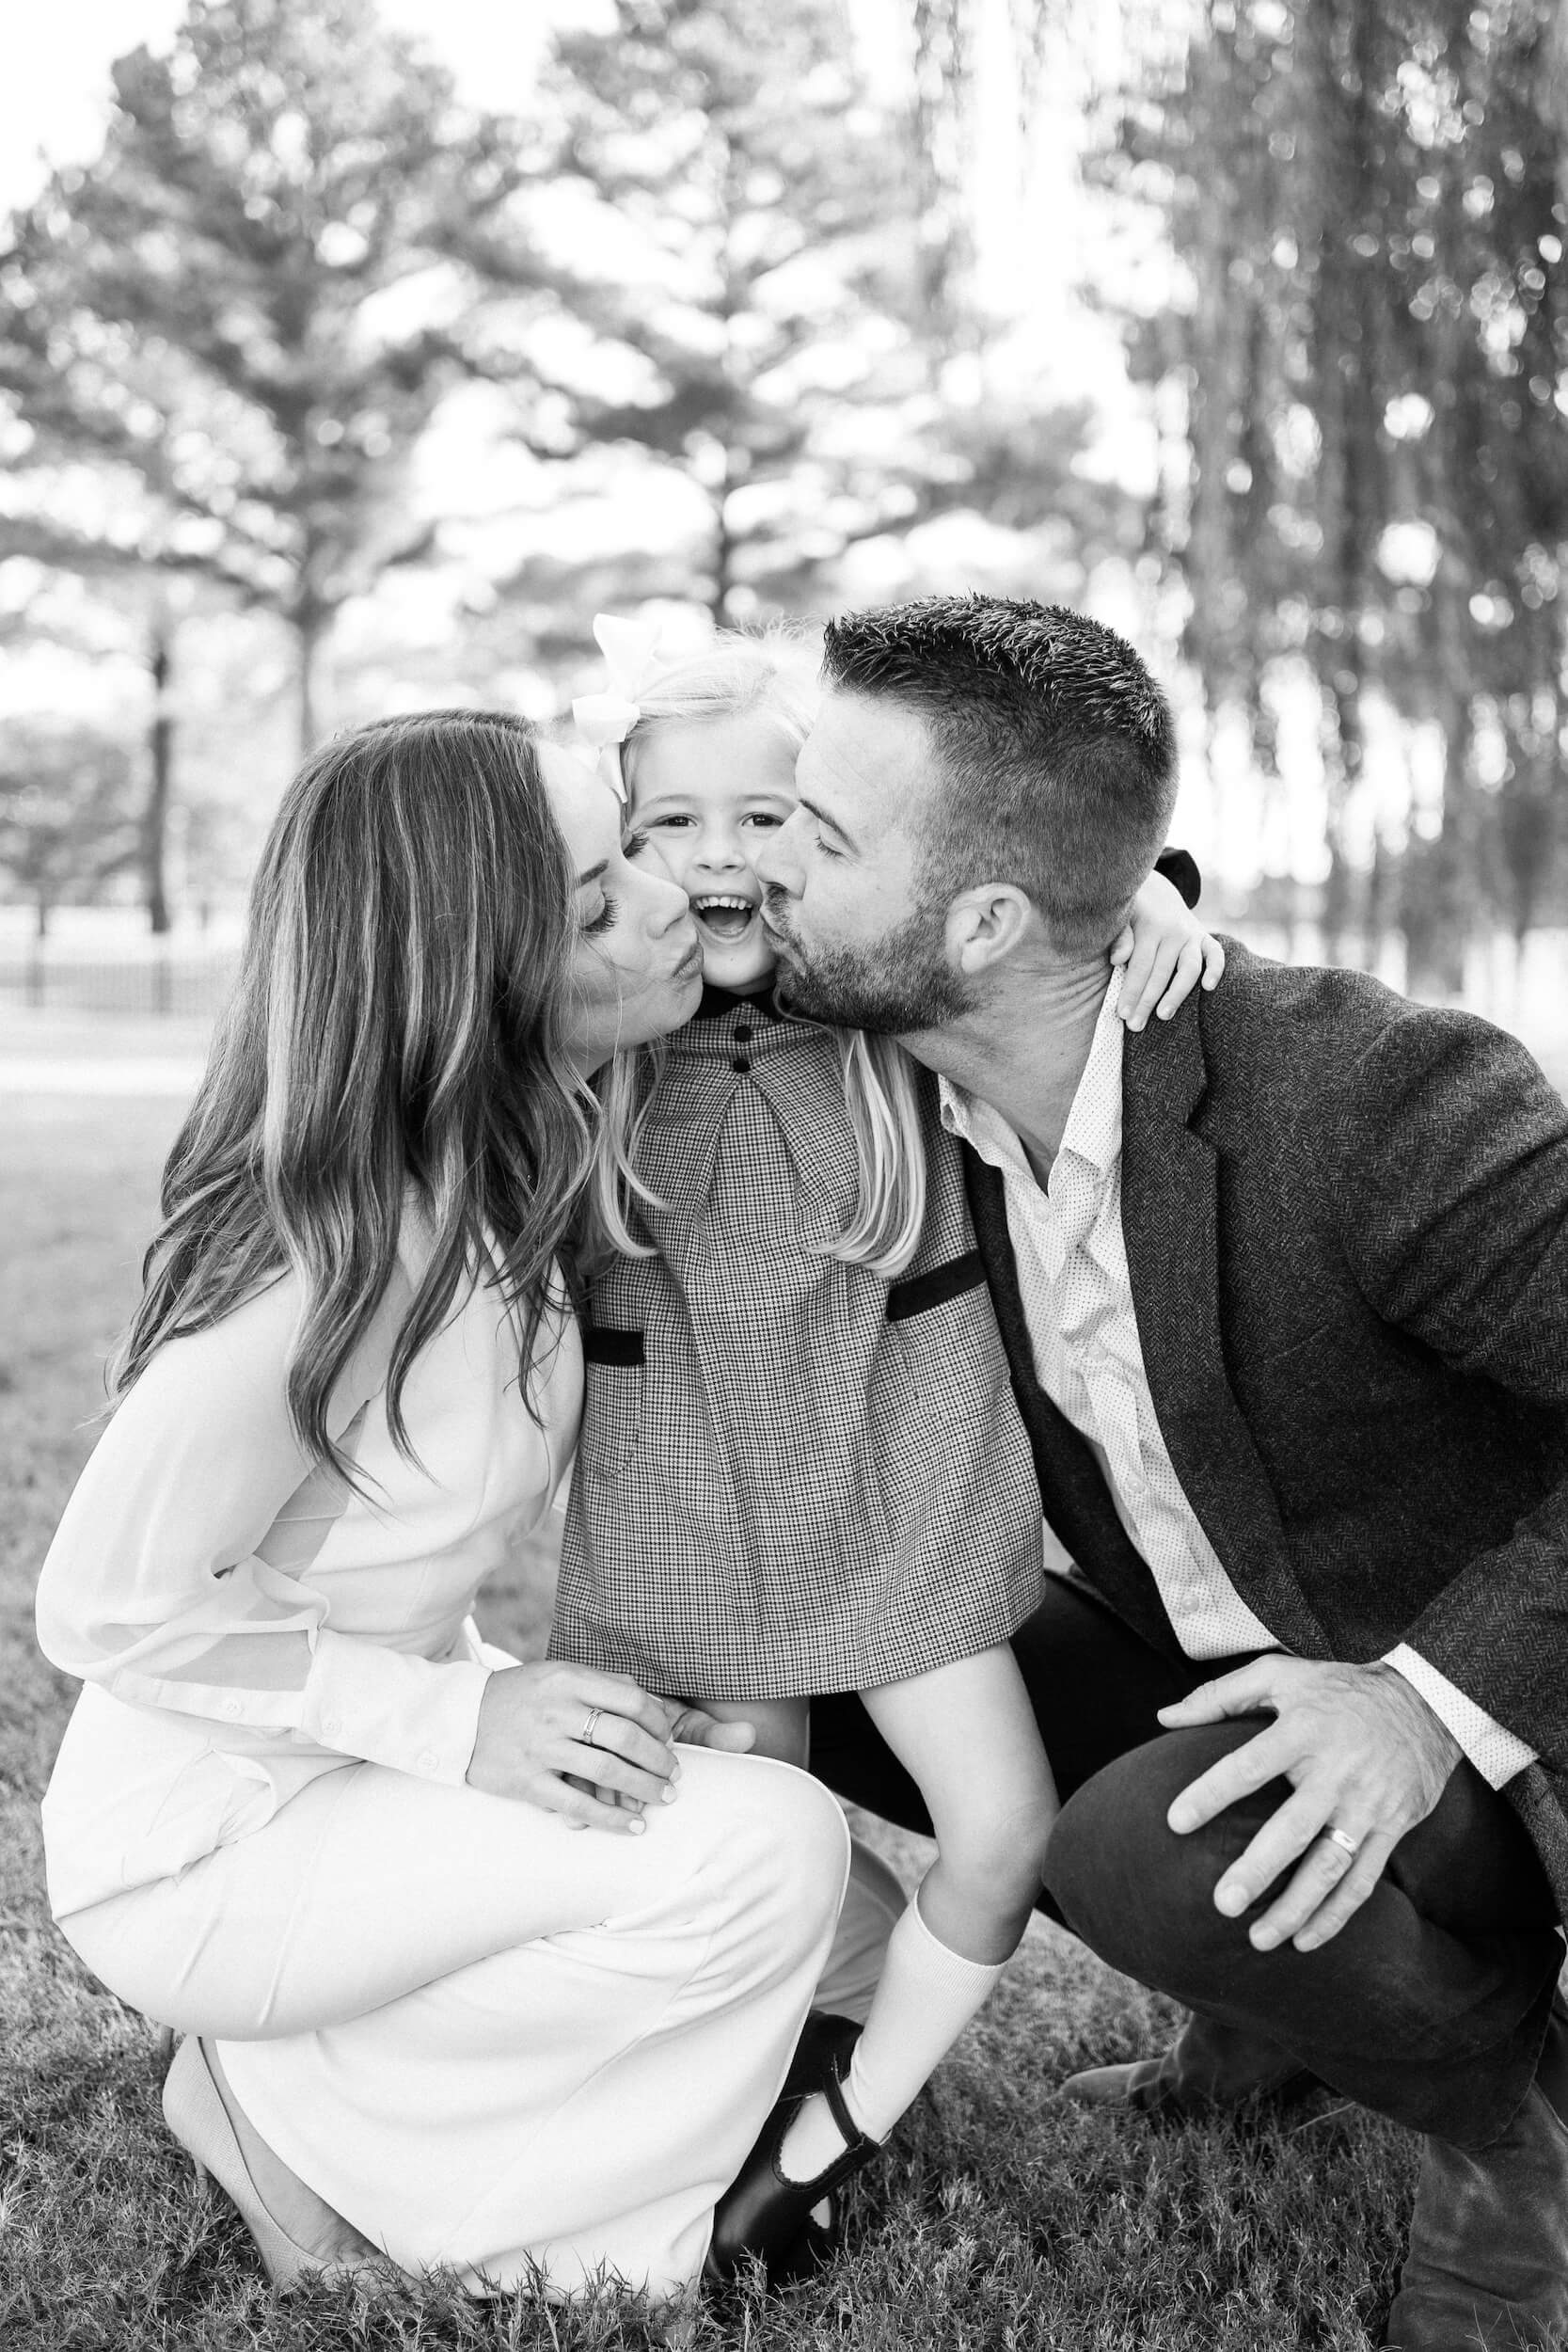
[0,1088,1418,2350]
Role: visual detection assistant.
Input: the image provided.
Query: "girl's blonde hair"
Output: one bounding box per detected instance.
[118,709,603,1471]
[588,628,928,1279]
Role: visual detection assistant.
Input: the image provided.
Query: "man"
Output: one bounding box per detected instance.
[754,593,1568,2350]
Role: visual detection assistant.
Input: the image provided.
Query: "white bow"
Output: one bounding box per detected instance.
[571,613,667,800]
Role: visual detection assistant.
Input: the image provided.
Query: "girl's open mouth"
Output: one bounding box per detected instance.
[691,896,758,943]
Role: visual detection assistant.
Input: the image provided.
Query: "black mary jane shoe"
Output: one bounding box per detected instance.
[707,2011,879,2287]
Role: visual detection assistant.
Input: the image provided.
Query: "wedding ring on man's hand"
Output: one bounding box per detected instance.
[1323,1824,1360,1860]
[580,1707,603,1749]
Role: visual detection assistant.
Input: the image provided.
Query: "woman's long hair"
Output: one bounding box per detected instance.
[592,631,927,1279]
[115,708,595,1472]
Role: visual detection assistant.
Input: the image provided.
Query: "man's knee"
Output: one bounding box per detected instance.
[1044,1724,1273,1984]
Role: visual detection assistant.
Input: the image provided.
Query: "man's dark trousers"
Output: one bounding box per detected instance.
[812,1574,1565,2148]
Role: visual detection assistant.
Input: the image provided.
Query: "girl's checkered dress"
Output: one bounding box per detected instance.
[549,988,1044,1703]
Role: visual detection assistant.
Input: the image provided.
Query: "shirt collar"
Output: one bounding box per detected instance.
[690,980,787,1024]
[938,966,1125,1183]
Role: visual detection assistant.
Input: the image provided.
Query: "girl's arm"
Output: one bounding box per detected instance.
[35,1270,490,1788]
[1110,860,1225,1033]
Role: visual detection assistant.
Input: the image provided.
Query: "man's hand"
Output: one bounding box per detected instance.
[1157,1658,1463,1952]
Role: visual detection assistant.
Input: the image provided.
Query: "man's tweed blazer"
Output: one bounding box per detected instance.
[958,940,1568,1916]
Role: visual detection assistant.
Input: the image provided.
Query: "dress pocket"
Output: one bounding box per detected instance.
[880,1253,1017,1447]
[578,1327,645,1479]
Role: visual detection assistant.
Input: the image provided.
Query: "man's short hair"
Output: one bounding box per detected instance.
[821,594,1179,952]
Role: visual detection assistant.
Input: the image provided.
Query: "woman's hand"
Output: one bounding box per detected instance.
[467,1662,689,1833]
[1110,871,1225,1032]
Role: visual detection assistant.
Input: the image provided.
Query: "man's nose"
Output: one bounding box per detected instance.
[754,814,803,895]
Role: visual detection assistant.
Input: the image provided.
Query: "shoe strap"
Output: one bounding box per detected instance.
[822,2047,876,2161]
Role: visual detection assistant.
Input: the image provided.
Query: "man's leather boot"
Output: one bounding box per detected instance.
[1386,2047,1568,2350]
[1061,2010,1317,2120]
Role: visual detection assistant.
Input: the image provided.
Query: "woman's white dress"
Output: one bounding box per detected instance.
[35,1244,848,2297]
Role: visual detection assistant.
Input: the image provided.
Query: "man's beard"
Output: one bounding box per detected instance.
[765,886,976,1036]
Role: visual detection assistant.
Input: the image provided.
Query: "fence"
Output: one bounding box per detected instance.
[0,948,241,1019]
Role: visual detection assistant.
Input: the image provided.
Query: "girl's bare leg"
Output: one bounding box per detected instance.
[865,1645,1058,1963]
[779,1646,1056,2179]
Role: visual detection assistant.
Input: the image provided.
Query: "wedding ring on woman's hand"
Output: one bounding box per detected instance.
[580,1707,603,1749]
[1323,1824,1360,1860]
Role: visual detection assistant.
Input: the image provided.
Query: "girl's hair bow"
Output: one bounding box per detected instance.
[572,613,666,801]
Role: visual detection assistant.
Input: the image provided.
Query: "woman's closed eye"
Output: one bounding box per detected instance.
[582,892,620,936]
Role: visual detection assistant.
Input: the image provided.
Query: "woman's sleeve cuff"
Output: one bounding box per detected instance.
[300,1629,491,1785]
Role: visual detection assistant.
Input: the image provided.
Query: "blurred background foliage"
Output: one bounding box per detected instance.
[0,0,1563,1002]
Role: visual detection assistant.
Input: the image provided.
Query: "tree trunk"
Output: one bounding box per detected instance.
[1402,538,1477,997]
[1364,829,1393,977]
[1321,820,1352,969]
[1324,675,1365,968]
[711,482,735,624]
[296,608,324,760]
[1402,713,1474,1000]
[145,624,174,935]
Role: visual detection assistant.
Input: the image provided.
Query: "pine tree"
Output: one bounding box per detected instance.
[0,0,544,759]
[486,0,1128,628]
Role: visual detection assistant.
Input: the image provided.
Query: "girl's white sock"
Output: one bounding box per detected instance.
[777,1888,1006,2183]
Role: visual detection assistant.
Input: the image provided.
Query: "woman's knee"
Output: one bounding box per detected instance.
[677,1751,849,1947]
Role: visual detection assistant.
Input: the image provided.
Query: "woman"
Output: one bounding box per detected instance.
[33,709,850,2309]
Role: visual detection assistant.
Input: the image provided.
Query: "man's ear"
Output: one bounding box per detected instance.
[944,883,1035,976]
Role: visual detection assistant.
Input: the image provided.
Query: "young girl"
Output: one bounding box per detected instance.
[551,621,1222,2276]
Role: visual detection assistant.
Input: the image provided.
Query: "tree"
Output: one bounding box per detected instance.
[1101,0,1568,986]
[0,526,215,931]
[491,0,938,619]
[0,0,545,757]
[479,0,1132,632]
[0,720,141,940]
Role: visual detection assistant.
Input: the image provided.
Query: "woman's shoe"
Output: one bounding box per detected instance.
[162,2034,379,2293]
[707,2013,879,2285]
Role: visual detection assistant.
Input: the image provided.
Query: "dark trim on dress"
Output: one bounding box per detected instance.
[886,1250,985,1322]
[584,1327,645,1366]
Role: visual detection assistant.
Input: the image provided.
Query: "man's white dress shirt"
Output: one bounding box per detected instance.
[938,969,1534,1789]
